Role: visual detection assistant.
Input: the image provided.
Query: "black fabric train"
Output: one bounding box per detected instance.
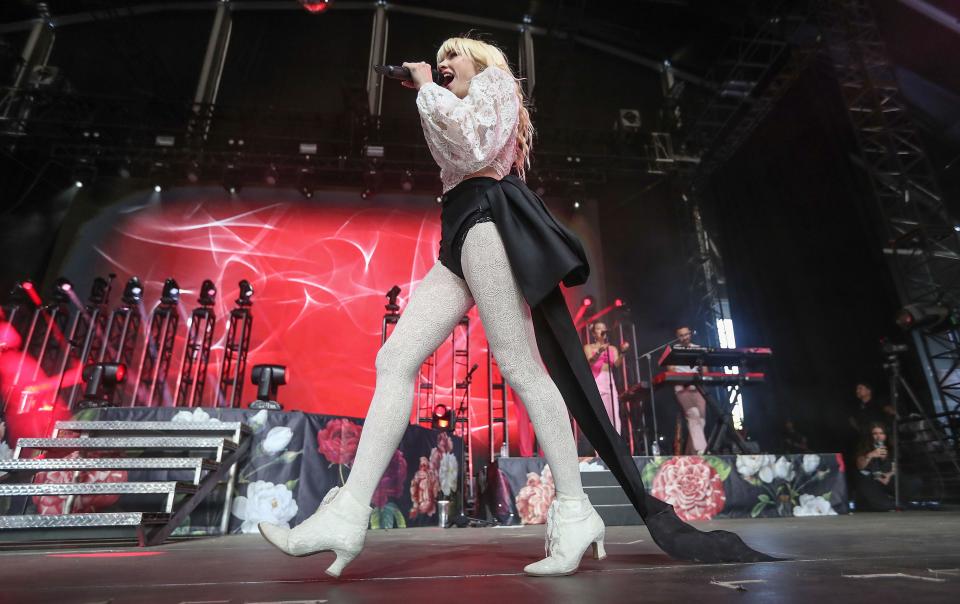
[438,174,779,564]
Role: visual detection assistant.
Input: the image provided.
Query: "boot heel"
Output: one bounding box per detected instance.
[325,548,358,578]
[591,539,607,560]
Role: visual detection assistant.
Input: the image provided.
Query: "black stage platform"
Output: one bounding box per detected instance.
[2,511,958,603]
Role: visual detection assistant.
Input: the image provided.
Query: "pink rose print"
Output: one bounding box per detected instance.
[436,432,453,455]
[650,456,725,521]
[32,452,128,515]
[372,449,408,508]
[316,418,363,466]
[409,456,440,518]
[515,465,556,524]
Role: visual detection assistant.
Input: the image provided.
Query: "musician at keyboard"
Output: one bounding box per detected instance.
[669,326,708,455]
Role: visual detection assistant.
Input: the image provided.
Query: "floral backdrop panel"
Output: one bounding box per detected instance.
[489,454,847,524]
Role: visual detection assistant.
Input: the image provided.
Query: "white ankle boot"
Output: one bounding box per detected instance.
[523,494,606,577]
[259,487,372,577]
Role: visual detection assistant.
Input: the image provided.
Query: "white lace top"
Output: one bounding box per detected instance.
[416,66,520,192]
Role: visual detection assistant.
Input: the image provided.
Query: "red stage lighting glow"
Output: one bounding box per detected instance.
[114,364,126,383]
[300,0,332,13]
[21,281,42,306]
[614,298,624,307]
[583,298,592,307]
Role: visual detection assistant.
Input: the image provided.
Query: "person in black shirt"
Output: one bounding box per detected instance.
[848,382,894,432]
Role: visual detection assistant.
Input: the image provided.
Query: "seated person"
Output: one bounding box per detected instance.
[782,419,811,453]
[854,421,919,511]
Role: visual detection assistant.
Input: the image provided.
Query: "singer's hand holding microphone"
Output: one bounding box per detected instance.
[400,62,434,90]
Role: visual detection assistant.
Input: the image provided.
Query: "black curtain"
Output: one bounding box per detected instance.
[707,66,904,453]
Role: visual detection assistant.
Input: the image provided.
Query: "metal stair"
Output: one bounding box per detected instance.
[0,419,251,545]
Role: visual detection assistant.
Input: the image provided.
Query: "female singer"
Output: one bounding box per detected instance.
[259,35,773,578]
[584,321,628,433]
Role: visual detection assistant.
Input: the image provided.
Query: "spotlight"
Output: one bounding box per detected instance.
[89,276,111,305]
[186,160,201,184]
[223,164,242,195]
[72,162,97,189]
[122,277,143,305]
[264,164,279,186]
[15,280,42,306]
[199,279,217,306]
[400,169,415,192]
[385,285,401,314]
[573,201,581,209]
[149,161,169,193]
[614,298,624,307]
[300,0,333,14]
[77,362,127,409]
[361,163,381,199]
[896,303,954,332]
[160,278,180,305]
[53,277,73,303]
[236,279,254,306]
[249,364,287,410]
[297,168,317,199]
[581,295,595,307]
[431,403,456,432]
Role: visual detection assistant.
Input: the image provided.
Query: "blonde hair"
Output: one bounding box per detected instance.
[436,36,533,180]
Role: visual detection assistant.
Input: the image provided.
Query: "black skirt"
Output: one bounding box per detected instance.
[435,175,778,564]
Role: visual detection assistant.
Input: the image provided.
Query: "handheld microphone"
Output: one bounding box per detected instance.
[374,64,446,86]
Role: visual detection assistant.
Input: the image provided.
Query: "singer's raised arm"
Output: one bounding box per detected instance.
[415,66,520,176]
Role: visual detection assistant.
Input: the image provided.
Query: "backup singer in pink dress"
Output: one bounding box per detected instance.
[584,322,627,434]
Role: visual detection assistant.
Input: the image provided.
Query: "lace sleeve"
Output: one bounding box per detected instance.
[416,67,520,174]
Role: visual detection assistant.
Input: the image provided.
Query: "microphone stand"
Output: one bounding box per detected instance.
[451,364,493,527]
[638,335,682,455]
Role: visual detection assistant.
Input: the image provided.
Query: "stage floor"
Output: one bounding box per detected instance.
[2,512,959,603]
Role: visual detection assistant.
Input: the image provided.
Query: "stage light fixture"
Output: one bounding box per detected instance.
[160,278,180,305]
[89,276,111,305]
[385,285,401,314]
[361,163,381,199]
[72,162,97,189]
[122,277,143,305]
[77,362,127,409]
[298,168,317,199]
[400,170,415,192]
[573,201,581,210]
[249,364,288,410]
[199,279,217,306]
[16,280,42,306]
[53,277,73,303]
[581,295,595,307]
[186,160,201,184]
[149,161,170,193]
[614,298,624,307]
[896,303,954,332]
[264,164,279,186]
[237,280,254,306]
[300,0,333,13]
[431,403,455,432]
[223,164,242,195]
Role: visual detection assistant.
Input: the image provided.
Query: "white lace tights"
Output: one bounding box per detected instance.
[344,222,584,506]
